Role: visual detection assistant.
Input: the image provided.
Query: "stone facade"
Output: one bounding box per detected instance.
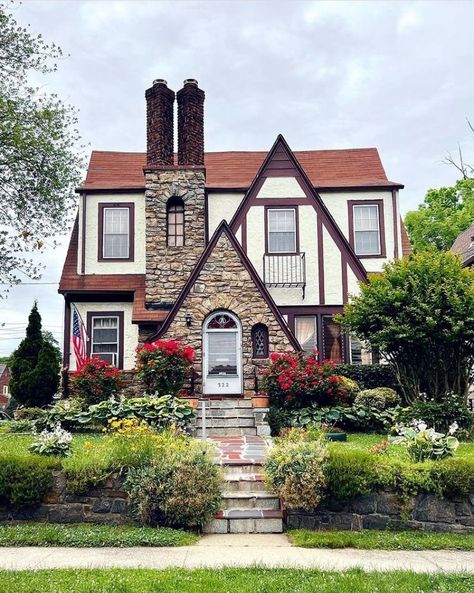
[160,230,294,397]
[145,168,206,304]
[0,472,130,525]
[287,492,474,533]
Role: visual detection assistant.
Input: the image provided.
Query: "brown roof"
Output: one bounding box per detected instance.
[451,223,474,266]
[79,148,402,191]
[59,219,166,323]
[400,219,412,258]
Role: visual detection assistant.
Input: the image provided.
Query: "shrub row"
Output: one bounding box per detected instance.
[333,364,399,392]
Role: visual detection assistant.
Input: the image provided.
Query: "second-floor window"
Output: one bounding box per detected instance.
[352,204,381,256]
[267,208,296,253]
[98,203,134,261]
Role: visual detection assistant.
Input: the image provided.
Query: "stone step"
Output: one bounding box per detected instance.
[220,462,264,474]
[221,492,280,510]
[203,510,283,534]
[200,399,253,409]
[196,427,257,437]
[197,409,255,419]
[224,473,267,492]
[196,417,256,429]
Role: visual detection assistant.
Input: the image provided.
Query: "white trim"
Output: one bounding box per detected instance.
[353,204,381,256]
[267,208,297,254]
[90,314,119,366]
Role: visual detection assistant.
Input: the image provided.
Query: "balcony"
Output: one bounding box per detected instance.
[263,252,306,298]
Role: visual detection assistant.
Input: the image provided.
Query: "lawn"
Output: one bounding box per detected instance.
[0,523,196,547]
[0,568,471,593]
[289,529,474,550]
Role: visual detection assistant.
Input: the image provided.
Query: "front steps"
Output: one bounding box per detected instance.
[204,454,283,534]
[194,398,270,438]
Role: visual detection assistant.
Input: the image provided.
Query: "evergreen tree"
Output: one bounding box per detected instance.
[9,302,60,407]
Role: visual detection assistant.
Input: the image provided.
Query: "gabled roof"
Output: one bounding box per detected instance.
[230,134,367,283]
[451,223,474,266]
[78,148,403,192]
[151,220,301,349]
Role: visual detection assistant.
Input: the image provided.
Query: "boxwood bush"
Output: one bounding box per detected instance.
[0,454,58,507]
[333,364,399,392]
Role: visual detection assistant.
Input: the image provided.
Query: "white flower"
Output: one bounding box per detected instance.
[448,421,459,435]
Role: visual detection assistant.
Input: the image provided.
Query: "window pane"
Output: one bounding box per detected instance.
[268,209,296,253]
[268,232,295,252]
[355,230,380,255]
[295,316,317,352]
[103,208,129,258]
[208,332,237,376]
[322,316,343,363]
[354,205,378,231]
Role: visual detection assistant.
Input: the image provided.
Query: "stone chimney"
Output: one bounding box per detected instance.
[177,79,205,166]
[145,79,175,166]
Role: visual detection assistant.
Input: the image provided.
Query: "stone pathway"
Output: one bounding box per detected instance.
[0,534,473,572]
[210,435,269,465]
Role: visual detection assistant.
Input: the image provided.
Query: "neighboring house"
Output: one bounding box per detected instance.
[451,223,474,267]
[59,79,407,397]
[0,365,11,410]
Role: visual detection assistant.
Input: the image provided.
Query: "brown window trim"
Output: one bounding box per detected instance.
[264,205,300,255]
[86,311,125,369]
[166,196,185,247]
[98,202,135,262]
[251,323,269,359]
[348,199,386,259]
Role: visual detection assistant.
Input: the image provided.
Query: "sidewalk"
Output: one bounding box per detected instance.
[0,534,473,573]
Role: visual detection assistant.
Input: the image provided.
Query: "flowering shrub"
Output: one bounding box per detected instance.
[71,358,123,405]
[390,420,459,462]
[264,427,328,510]
[136,340,195,395]
[29,424,73,457]
[262,352,351,409]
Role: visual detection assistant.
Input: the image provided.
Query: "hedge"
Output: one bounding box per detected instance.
[333,364,399,392]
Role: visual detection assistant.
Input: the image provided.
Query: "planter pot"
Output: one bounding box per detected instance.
[252,396,270,408]
[325,432,347,442]
[187,398,199,409]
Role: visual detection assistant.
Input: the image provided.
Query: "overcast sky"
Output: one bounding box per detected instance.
[1,0,473,356]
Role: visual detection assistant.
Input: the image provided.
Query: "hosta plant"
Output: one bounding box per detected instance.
[390,420,459,462]
[29,424,73,457]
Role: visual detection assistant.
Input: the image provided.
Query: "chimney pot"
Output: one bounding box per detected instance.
[183,79,198,86]
[153,79,168,86]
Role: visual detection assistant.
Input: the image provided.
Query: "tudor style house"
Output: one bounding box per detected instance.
[59,79,409,398]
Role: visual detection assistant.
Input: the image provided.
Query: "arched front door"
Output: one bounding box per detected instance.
[203,311,242,395]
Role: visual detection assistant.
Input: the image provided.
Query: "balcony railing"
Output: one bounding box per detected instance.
[263,252,306,298]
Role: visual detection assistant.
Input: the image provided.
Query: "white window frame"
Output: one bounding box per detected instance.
[267,208,297,254]
[353,204,381,256]
[2,385,8,396]
[102,207,130,259]
[90,315,119,367]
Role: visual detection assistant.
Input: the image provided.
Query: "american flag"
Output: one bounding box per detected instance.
[72,305,87,369]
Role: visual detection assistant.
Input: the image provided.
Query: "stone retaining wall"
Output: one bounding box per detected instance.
[287,491,474,533]
[0,472,130,525]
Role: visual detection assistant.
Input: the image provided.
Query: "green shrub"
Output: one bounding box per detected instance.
[334,364,399,392]
[14,407,46,421]
[396,397,474,437]
[35,398,86,431]
[264,429,328,510]
[125,433,222,527]
[354,388,401,410]
[0,454,57,507]
[431,457,474,499]
[2,419,33,433]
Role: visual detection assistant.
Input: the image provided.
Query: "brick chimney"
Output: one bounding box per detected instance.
[177,79,205,166]
[145,79,175,166]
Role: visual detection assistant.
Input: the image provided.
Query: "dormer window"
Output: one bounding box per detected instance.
[167,197,184,246]
[98,203,135,262]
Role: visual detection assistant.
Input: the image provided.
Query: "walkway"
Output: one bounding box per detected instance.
[210,435,269,465]
[0,534,473,573]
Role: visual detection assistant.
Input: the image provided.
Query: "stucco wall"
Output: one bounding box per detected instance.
[79,192,146,275]
[207,192,244,236]
[68,302,138,372]
[256,177,306,198]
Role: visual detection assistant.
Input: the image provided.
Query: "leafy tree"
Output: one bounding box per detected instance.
[0,1,83,287]
[0,356,11,365]
[339,250,474,404]
[404,178,474,251]
[9,302,60,406]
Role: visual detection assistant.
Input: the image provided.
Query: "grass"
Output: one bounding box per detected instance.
[0,568,472,593]
[289,529,474,550]
[0,523,197,547]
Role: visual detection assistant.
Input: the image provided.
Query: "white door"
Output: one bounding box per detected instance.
[203,311,242,395]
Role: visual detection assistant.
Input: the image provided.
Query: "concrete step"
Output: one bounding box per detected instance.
[196,417,256,428]
[197,409,255,419]
[220,463,264,475]
[203,510,283,534]
[224,473,267,492]
[221,492,280,510]
[200,399,253,409]
[196,427,257,437]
